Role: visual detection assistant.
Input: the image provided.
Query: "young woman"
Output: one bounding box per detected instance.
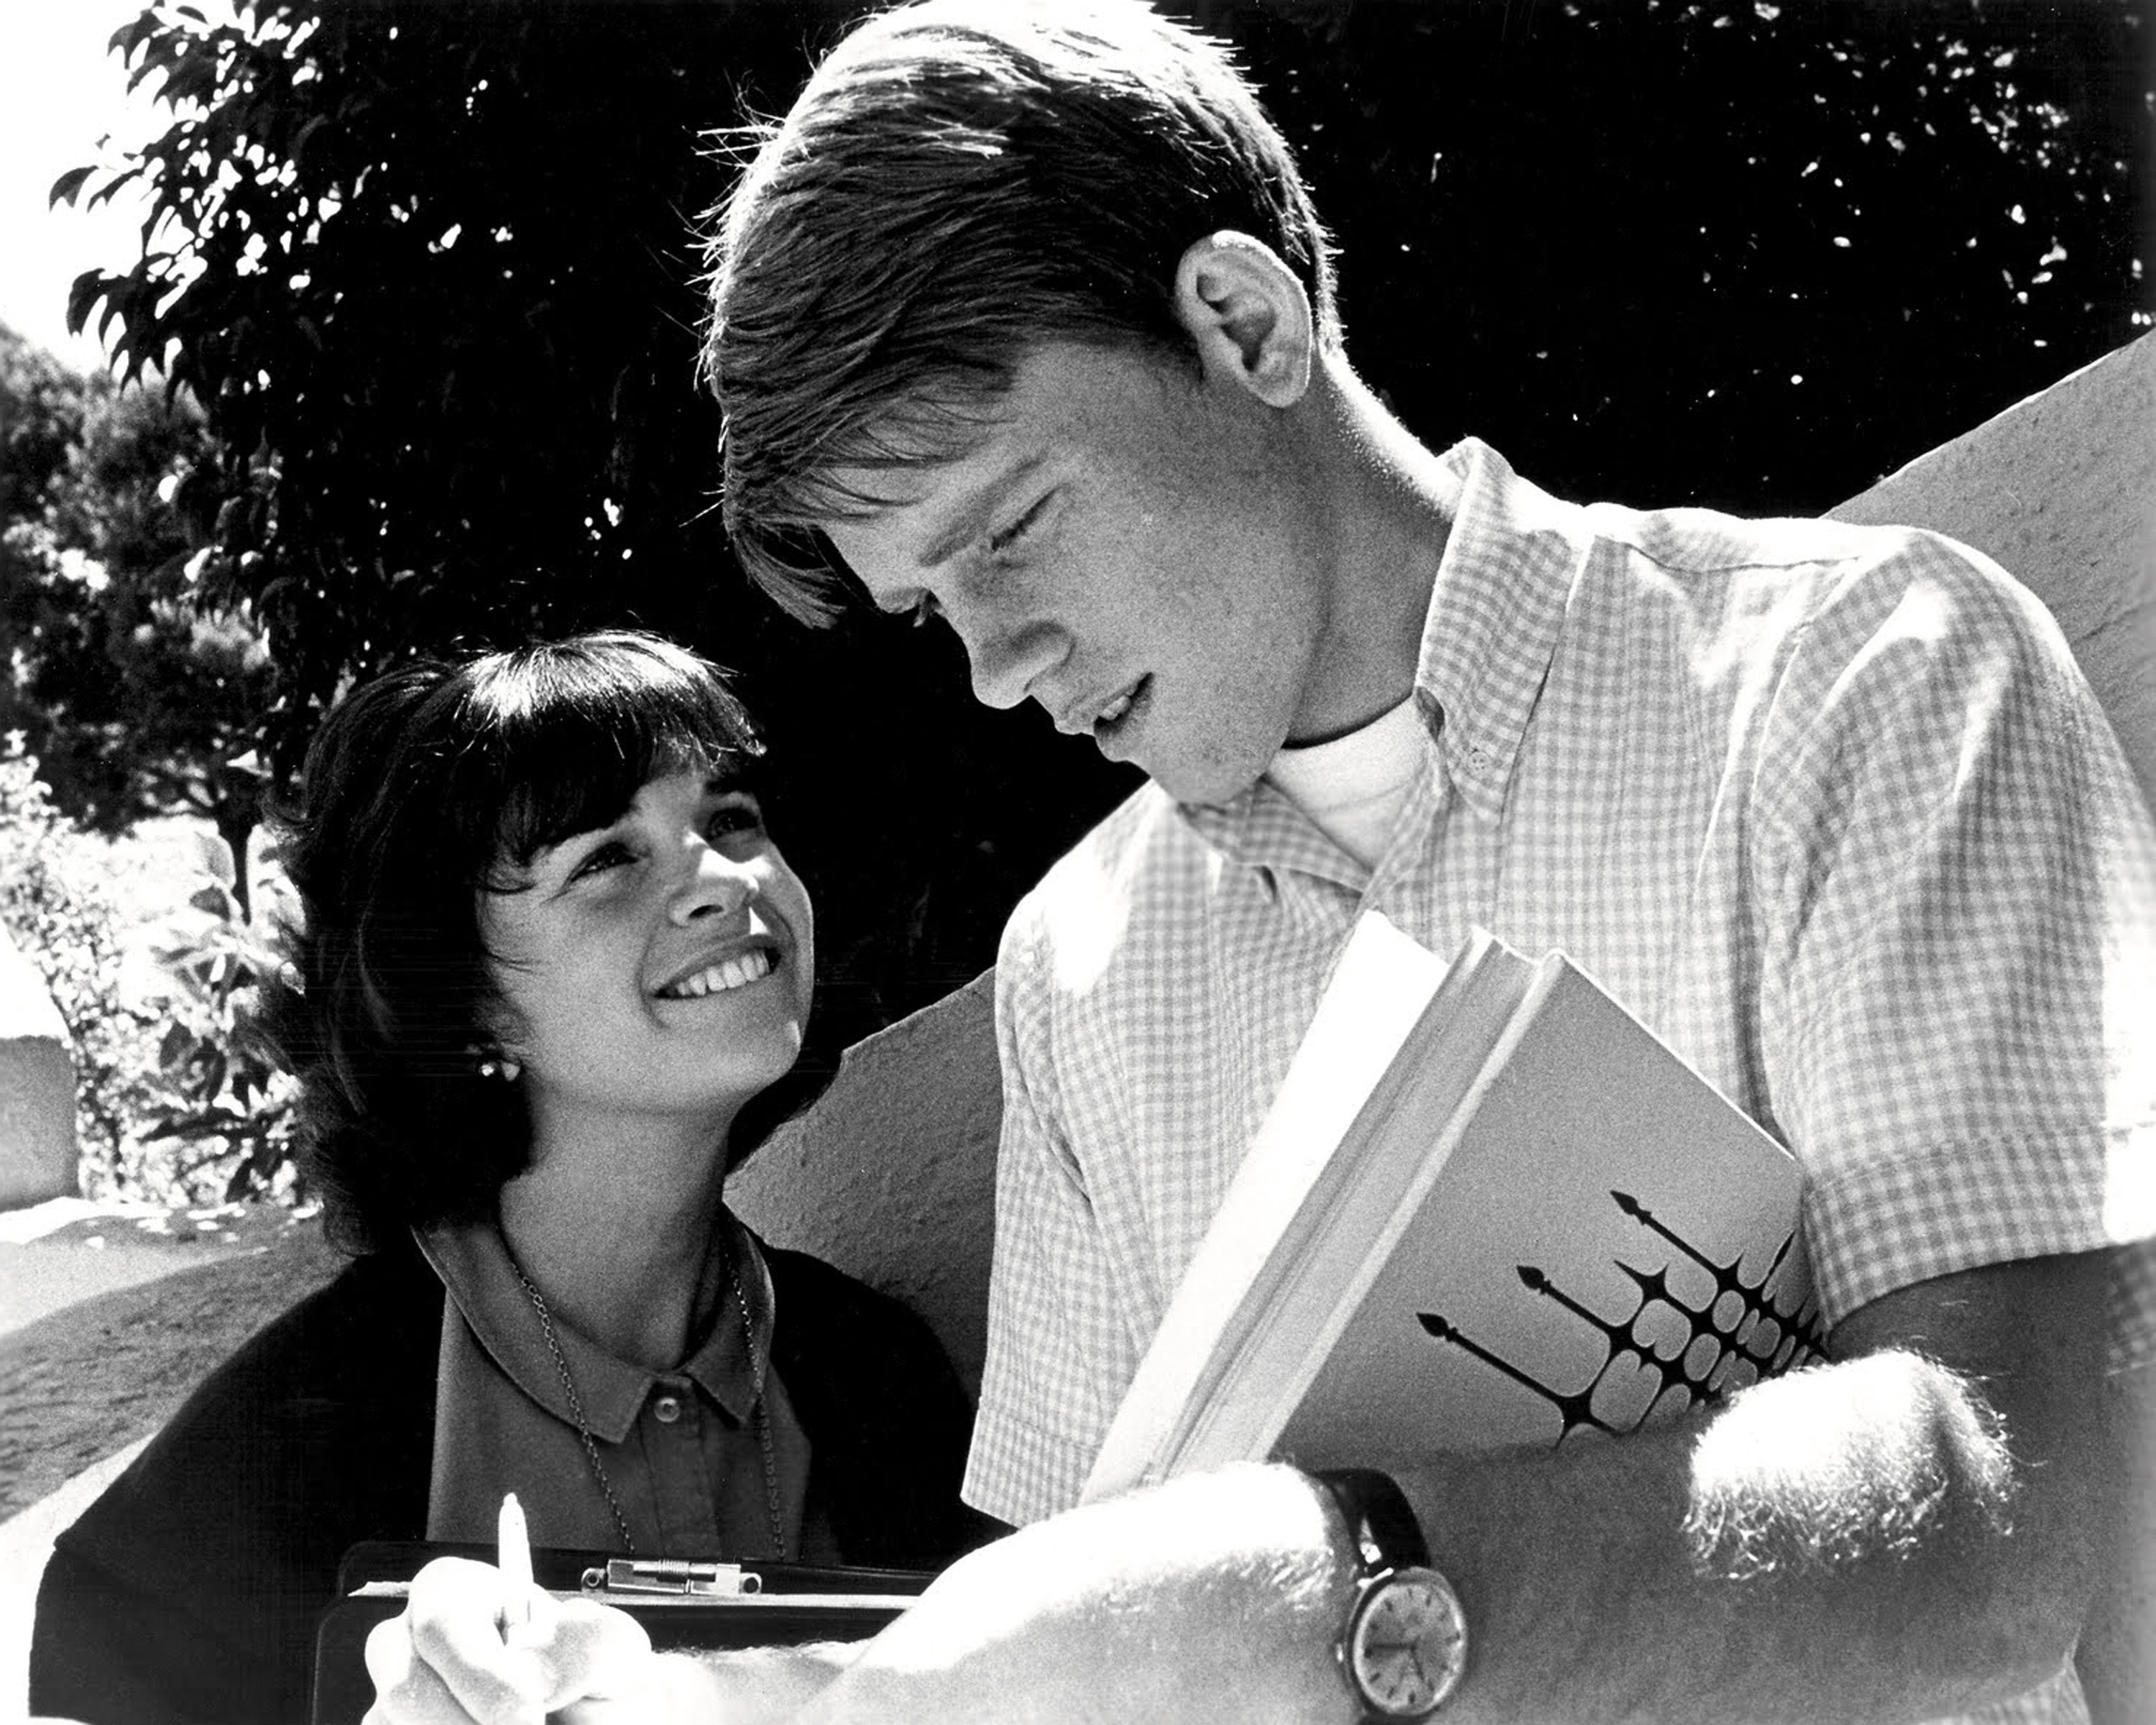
[31,632,985,1725]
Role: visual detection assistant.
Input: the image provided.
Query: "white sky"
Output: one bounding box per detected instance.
[0,0,181,373]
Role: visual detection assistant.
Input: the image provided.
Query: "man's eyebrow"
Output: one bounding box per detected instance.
[918,452,1049,570]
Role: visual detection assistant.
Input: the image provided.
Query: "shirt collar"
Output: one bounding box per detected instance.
[1181,778,1373,892]
[1410,438,1585,822]
[414,1205,775,1443]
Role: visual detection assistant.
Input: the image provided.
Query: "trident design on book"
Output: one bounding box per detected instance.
[1416,1189,1828,1440]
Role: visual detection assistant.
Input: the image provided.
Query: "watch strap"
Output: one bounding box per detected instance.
[1312,1467,1431,1575]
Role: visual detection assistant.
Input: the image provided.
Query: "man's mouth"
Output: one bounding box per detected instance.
[1090,676,1150,741]
[1087,677,1156,750]
[655,948,778,1000]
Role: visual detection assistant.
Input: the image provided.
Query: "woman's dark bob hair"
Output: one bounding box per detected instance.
[257,631,773,1254]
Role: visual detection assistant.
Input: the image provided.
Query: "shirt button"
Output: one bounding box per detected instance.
[653,1394,683,1424]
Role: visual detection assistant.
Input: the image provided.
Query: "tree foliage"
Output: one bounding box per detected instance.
[0,735,301,1202]
[55,0,2152,1057]
[0,323,274,893]
[0,737,162,1182]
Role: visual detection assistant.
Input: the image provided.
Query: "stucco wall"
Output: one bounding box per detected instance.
[0,925,75,1212]
[728,968,1002,1392]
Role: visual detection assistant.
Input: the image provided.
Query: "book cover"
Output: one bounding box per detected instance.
[1082,915,1824,1501]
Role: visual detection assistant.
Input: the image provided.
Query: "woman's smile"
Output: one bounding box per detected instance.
[655,944,782,1000]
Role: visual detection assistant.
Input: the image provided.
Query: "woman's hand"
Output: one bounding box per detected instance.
[360,1556,666,1724]
[359,1555,857,1724]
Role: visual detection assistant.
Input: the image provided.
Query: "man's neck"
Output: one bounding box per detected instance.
[1286,360,1459,745]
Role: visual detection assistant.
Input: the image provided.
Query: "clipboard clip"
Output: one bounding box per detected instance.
[581,1558,765,1597]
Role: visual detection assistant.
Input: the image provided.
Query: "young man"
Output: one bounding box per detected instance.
[367,2,2155,1720]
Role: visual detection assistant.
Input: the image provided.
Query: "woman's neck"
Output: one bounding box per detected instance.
[496,1103,735,1371]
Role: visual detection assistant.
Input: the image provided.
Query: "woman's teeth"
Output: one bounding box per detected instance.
[661,949,775,998]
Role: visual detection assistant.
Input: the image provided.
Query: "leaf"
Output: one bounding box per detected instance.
[188,883,236,918]
[65,270,106,334]
[86,165,146,211]
[109,12,157,58]
[48,166,96,208]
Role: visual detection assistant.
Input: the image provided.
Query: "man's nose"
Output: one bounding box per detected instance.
[671,843,759,922]
[963,616,1067,711]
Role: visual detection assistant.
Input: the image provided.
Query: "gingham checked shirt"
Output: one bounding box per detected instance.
[965,439,2156,1724]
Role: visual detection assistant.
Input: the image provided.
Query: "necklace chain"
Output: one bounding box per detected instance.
[508,1249,790,1560]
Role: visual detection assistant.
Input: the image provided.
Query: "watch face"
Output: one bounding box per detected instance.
[1345,1568,1468,1718]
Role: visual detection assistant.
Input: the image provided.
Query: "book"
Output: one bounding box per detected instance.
[1080,915,1824,1501]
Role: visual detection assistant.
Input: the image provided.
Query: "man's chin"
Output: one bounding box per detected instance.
[1146,755,1266,811]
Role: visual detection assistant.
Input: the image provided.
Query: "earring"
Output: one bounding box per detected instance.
[471,1046,522,1083]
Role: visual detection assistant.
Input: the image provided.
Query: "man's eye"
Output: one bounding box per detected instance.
[569,841,635,881]
[908,594,942,629]
[986,493,1051,556]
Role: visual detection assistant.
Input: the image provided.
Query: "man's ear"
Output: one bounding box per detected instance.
[1172,231,1313,408]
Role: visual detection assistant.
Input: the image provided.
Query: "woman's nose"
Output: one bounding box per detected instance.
[671,842,759,922]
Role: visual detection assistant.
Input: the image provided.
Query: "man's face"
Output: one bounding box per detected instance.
[821,340,1332,806]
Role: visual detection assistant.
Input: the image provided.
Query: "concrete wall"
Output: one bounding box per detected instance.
[729,968,1002,1392]
[0,924,75,1212]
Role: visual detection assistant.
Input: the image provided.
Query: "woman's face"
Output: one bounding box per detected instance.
[476,765,815,1139]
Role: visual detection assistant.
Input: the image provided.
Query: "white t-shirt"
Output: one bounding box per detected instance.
[1263,694,1425,868]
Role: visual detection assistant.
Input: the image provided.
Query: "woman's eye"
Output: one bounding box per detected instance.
[706,796,765,839]
[569,840,635,881]
[908,594,941,629]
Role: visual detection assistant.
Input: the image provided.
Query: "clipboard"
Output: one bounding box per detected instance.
[310,1541,933,1725]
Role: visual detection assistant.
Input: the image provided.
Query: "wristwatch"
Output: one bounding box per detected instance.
[1313,1468,1469,1721]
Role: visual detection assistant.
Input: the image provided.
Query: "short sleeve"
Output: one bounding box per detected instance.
[961,896,1141,1525]
[1751,533,2156,1364]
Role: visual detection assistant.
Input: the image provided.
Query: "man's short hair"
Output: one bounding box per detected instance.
[702,0,1337,622]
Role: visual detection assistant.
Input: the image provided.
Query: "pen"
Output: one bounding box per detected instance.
[498,1491,533,1646]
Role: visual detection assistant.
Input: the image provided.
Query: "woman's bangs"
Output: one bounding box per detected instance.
[474,662,760,872]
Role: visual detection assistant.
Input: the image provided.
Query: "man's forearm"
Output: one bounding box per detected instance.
[791,1254,2114,1725]
[790,1464,1356,1725]
[1396,1256,2113,1723]
[660,1639,862,1725]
